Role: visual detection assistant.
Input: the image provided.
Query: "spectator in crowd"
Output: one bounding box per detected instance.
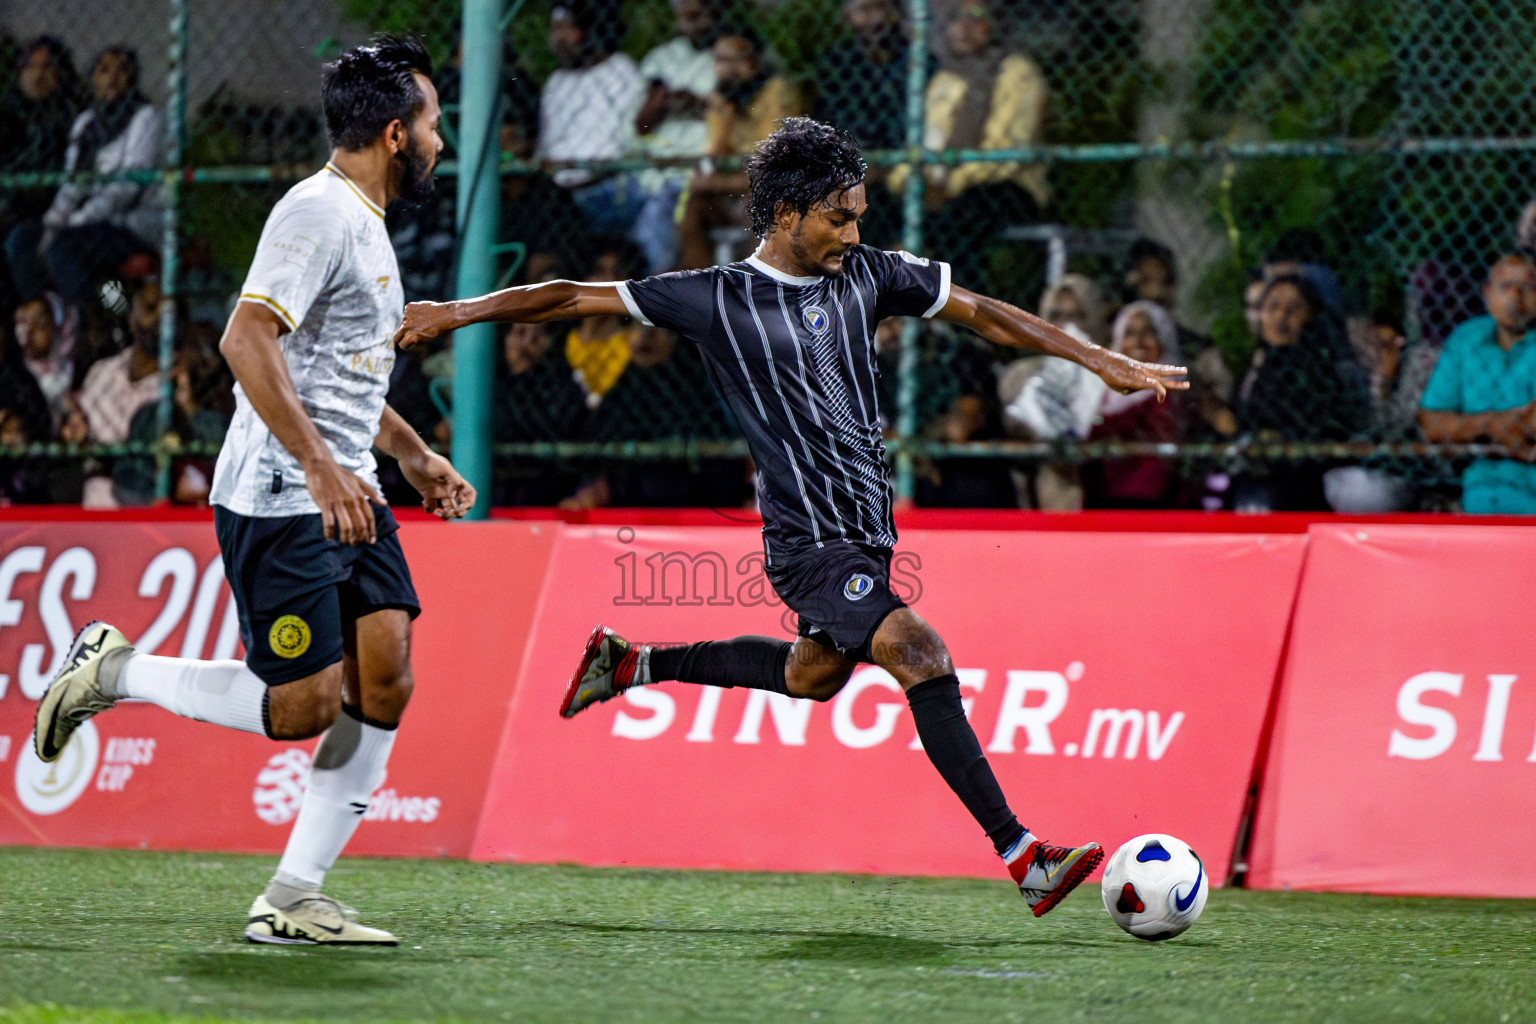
[1243,269,1266,341]
[5,47,161,308]
[1082,301,1188,509]
[565,242,644,407]
[1261,228,1344,318]
[1122,237,1235,438]
[999,276,1108,509]
[494,320,588,506]
[889,0,1048,289]
[75,277,162,447]
[115,321,232,506]
[0,37,78,241]
[1419,253,1536,513]
[566,325,748,509]
[13,295,77,427]
[629,0,718,270]
[871,317,1013,507]
[812,0,914,248]
[0,310,52,445]
[1234,273,1370,511]
[677,27,802,268]
[538,1,645,223]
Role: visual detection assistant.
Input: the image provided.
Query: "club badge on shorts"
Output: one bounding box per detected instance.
[802,305,830,337]
[843,573,874,601]
[269,615,312,659]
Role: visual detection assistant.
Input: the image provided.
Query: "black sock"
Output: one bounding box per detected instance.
[649,636,792,695]
[907,674,1026,856]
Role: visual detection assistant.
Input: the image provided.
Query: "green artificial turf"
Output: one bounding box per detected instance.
[0,848,1532,1023]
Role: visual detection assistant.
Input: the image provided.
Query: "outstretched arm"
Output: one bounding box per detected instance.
[392,281,630,349]
[935,285,1189,399]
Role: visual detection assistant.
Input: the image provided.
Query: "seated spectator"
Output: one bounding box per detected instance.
[0,37,78,243]
[1419,253,1536,514]
[1082,301,1188,509]
[115,322,232,506]
[871,317,1013,507]
[999,277,1109,510]
[627,0,719,271]
[677,28,802,268]
[14,295,77,427]
[5,47,161,308]
[0,315,52,446]
[76,277,162,447]
[539,2,646,244]
[1234,273,1370,511]
[494,321,587,506]
[889,0,1047,289]
[567,326,748,508]
[1122,236,1235,438]
[566,242,644,407]
[812,0,914,248]
[1261,228,1344,319]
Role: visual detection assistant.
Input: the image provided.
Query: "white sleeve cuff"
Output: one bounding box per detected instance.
[921,261,952,319]
[614,281,654,327]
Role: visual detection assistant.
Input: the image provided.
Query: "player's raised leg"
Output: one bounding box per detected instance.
[868,606,1102,917]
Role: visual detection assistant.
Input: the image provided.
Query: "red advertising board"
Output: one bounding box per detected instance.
[0,519,553,858]
[472,526,1305,883]
[1248,524,1536,897]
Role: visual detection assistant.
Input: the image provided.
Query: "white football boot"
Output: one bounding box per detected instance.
[245,893,398,946]
[33,621,134,762]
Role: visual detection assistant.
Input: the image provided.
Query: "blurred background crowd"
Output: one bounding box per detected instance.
[0,0,1532,514]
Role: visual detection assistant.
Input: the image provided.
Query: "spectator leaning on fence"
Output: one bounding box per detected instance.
[13,294,77,428]
[5,47,161,308]
[1419,253,1536,514]
[889,0,1047,288]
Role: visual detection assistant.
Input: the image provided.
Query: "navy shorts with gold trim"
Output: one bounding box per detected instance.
[214,504,420,685]
[765,542,906,663]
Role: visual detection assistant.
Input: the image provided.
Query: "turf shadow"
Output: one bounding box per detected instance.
[165,951,402,991]
[538,921,975,965]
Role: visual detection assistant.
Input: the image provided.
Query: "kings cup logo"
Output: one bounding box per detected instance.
[843,573,874,601]
[802,305,830,337]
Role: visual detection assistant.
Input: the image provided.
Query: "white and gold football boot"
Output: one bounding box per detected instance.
[245,893,398,946]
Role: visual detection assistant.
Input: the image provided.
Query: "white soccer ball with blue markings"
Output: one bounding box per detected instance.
[1100,833,1208,940]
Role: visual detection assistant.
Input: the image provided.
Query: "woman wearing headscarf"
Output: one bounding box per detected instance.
[1234,273,1371,510]
[1081,300,1189,508]
[5,46,161,307]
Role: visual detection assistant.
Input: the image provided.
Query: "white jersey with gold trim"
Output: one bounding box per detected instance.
[211,164,403,517]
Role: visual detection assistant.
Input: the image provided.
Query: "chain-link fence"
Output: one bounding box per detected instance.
[0,0,1531,513]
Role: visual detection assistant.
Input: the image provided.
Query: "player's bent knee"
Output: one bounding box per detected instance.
[265,663,345,740]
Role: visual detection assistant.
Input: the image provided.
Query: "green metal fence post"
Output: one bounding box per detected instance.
[154,0,188,501]
[894,0,930,502]
[453,0,504,520]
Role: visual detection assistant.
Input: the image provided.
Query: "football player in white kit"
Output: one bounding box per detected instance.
[31,35,474,945]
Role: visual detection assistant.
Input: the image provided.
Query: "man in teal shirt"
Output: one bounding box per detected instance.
[1421,254,1536,513]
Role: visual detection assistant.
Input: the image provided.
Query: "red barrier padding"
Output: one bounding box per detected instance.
[0,520,553,857]
[471,526,1304,882]
[1248,524,1536,897]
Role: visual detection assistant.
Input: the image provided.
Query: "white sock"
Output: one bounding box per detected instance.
[273,708,396,892]
[1002,830,1040,865]
[119,654,268,736]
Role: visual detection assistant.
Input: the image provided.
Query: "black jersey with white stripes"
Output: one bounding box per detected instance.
[617,245,952,567]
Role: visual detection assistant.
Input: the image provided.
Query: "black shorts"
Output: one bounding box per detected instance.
[765,542,906,662]
[214,504,420,685]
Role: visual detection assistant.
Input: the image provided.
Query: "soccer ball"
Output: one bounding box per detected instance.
[1100,833,1208,940]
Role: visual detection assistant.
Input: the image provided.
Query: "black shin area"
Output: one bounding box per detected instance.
[649,636,792,694]
[906,673,1026,855]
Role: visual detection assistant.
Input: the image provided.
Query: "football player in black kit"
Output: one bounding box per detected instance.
[394,117,1187,916]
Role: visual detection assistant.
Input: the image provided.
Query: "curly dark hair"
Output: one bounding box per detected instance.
[745,117,867,238]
